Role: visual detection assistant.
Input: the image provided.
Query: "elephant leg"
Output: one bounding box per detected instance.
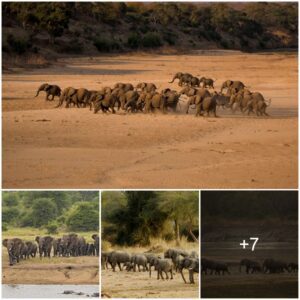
[45,93,49,101]
[186,99,191,114]
[181,270,187,283]
[118,262,122,271]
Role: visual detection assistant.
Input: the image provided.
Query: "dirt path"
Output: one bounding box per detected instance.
[2,52,298,188]
[101,268,199,298]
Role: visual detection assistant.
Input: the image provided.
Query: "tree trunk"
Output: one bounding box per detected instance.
[188,228,198,243]
[175,219,180,246]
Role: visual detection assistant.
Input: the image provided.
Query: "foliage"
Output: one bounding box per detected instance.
[2,191,99,232]
[46,221,59,234]
[102,191,199,246]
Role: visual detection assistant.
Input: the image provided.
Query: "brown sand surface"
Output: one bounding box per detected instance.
[101,267,199,298]
[3,51,298,188]
[2,256,99,284]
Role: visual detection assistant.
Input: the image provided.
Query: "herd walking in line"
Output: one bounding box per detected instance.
[201,258,298,275]
[102,248,199,284]
[3,233,99,266]
[35,72,271,117]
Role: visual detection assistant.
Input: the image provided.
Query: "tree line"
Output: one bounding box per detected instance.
[2,191,99,233]
[102,191,199,246]
[2,2,298,57]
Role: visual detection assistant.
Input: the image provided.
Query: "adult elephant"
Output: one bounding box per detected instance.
[240,259,262,274]
[35,236,54,258]
[263,259,289,273]
[178,257,199,284]
[188,76,200,87]
[144,93,167,113]
[169,72,193,86]
[114,83,134,92]
[136,82,157,93]
[25,241,37,258]
[3,238,25,266]
[52,238,61,257]
[35,83,61,100]
[108,251,131,272]
[69,88,91,108]
[197,95,218,117]
[162,89,180,112]
[220,80,246,93]
[94,93,119,114]
[56,87,77,108]
[117,90,140,111]
[186,88,211,114]
[92,234,99,256]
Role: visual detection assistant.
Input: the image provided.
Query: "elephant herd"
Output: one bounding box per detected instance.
[202,258,298,275]
[35,72,271,117]
[101,248,199,284]
[2,233,99,266]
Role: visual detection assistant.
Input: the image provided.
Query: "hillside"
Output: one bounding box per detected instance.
[2,2,298,68]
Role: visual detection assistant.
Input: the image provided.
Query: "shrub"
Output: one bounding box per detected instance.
[31,198,58,227]
[3,192,19,207]
[66,202,99,231]
[93,37,120,52]
[46,222,59,234]
[2,223,8,232]
[2,207,20,224]
[141,32,162,48]
[127,33,141,49]
[7,34,30,55]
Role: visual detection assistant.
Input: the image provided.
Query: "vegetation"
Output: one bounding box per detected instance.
[2,191,99,232]
[2,2,297,60]
[102,191,199,247]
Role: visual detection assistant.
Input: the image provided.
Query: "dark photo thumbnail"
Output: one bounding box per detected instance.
[201,191,298,298]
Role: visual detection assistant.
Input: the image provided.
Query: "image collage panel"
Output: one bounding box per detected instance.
[1,1,299,300]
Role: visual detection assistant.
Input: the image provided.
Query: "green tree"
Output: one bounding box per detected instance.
[31,198,58,227]
[2,192,19,207]
[66,202,99,231]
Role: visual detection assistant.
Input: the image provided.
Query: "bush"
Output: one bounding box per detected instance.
[2,207,20,224]
[66,202,99,231]
[20,213,34,227]
[58,38,83,54]
[31,198,58,227]
[46,222,59,234]
[3,192,19,207]
[141,32,162,48]
[7,34,30,55]
[2,223,8,232]
[127,33,141,49]
[93,37,120,52]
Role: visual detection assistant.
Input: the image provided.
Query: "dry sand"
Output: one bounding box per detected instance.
[101,268,199,298]
[2,256,99,284]
[3,51,298,188]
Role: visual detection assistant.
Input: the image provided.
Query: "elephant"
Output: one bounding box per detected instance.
[186,88,211,114]
[3,238,25,266]
[131,254,148,272]
[162,89,180,112]
[197,95,218,117]
[108,251,131,272]
[20,243,29,259]
[179,86,199,97]
[25,241,37,258]
[288,263,298,272]
[35,236,53,258]
[169,72,193,86]
[199,77,215,89]
[113,83,134,92]
[188,76,200,87]
[164,248,189,266]
[52,238,61,257]
[141,92,167,113]
[201,258,216,275]
[35,83,61,100]
[220,80,246,93]
[178,257,199,284]
[263,259,289,273]
[154,258,174,280]
[213,262,230,275]
[94,93,119,114]
[56,87,77,108]
[86,243,96,256]
[244,96,271,116]
[136,82,157,93]
[212,91,230,109]
[118,90,140,111]
[92,234,99,256]
[67,88,92,108]
[101,251,111,269]
[240,259,262,274]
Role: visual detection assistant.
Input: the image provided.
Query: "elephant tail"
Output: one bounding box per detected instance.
[266,98,271,106]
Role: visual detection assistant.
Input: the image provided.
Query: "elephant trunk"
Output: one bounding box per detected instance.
[35,89,41,97]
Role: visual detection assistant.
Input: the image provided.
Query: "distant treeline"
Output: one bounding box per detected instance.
[102,191,199,246]
[2,2,298,58]
[202,191,298,221]
[2,191,99,232]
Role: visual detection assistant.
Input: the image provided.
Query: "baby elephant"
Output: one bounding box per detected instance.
[154,258,174,280]
[35,83,61,101]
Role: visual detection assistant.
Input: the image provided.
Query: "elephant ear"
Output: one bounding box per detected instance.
[2,239,8,247]
[35,236,40,243]
[92,234,98,240]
